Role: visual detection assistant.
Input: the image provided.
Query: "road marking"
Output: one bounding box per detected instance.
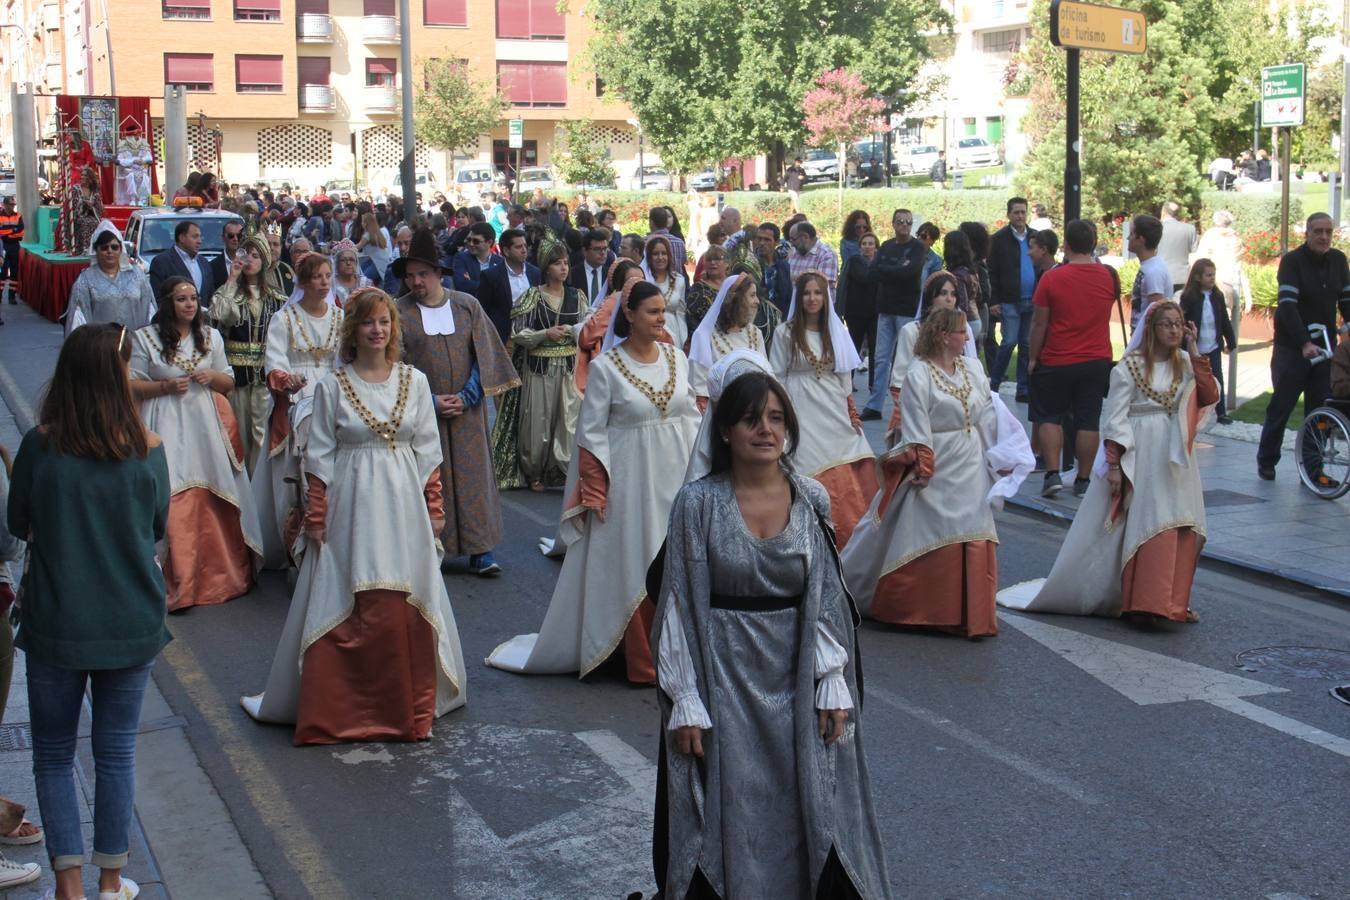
[868,685,1103,805]
[1002,614,1350,759]
[0,351,35,431]
[500,493,562,530]
[575,729,659,814]
[160,640,350,899]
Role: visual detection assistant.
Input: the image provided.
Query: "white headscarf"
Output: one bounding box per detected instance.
[916,270,978,361]
[683,347,776,484]
[640,233,675,288]
[688,272,751,368]
[784,270,861,373]
[600,270,647,353]
[88,220,134,271]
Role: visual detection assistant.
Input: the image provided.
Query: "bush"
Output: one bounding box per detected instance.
[1245,263,1279,309]
[1199,191,1303,236]
[1241,229,1282,263]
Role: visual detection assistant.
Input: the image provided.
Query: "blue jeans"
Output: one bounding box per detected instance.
[27,657,153,872]
[865,313,914,414]
[991,300,1033,394]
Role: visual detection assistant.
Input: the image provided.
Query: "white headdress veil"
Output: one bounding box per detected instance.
[639,233,674,288]
[88,220,133,271]
[688,272,751,368]
[683,347,776,484]
[784,270,861,373]
[284,253,339,308]
[600,269,647,353]
[917,269,979,361]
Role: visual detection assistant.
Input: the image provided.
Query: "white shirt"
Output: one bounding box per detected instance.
[505,262,530,302]
[1197,290,1218,354]
[583,262,606,305]
[174,245,203,294]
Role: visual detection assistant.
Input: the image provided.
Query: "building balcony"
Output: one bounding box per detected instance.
[299,84,334,112]
[364,84,398,113]
[296,13,333,42]
[362,15,399,43]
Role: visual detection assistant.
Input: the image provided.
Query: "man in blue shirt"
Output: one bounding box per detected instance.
[451,222,501,297]
[989,196,1036,402]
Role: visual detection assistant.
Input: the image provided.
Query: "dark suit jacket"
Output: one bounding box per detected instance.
[477,261,541,342]
[149,246,217,308]
[989,224,1031,308]
[1181,287,1237,352]
[567,252,617,306]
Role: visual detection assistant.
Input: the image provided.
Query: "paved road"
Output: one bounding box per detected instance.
[151,487,1350,900]
[2,305,1348,898]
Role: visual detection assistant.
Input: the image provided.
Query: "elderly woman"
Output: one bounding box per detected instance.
[999,301,1218,623]
[65,222,155,336]
[685,245,727,337]
[331,240,372,306]
[687,272,765,408]
[843,308,1016,638]
[1195,209,1246,311]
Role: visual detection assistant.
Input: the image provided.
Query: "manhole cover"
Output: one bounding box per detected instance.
[1235,646,1350,680]
[0,724,30,752]
[1203,489,1266,507]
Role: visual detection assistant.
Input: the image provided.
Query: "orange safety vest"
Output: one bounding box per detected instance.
[0,212,24,243]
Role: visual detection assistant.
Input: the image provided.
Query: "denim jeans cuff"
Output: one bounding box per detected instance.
[92,849,130,870]
[51,853,84,872]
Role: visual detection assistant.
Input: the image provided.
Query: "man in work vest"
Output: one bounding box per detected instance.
[0,196,25,320]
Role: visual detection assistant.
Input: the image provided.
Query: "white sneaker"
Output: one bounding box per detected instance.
[98,876,139,900]
[0,852,41,889]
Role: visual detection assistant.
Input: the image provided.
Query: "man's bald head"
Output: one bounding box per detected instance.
[719,206,741,233]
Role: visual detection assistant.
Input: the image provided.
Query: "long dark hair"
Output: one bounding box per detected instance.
[40,323,147,461]
[958,221,991,261]
[716,276,757,332]
[842,210,872,242]
[663,206,684,241]
[613,280,661,340]
[1179,257,1221,308]
[921,271,963,320]
[943,230,974,271]
[709,372,799,474]
[154,276,209,363]
[609,258,641,292]
[789,271,834,369]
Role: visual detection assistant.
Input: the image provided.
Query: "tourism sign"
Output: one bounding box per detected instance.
[509,118,524,149]
[1261,64,1305,128]
[1050,0,1147,55]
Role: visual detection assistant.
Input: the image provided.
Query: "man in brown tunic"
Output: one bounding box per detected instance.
[395,228,519,575]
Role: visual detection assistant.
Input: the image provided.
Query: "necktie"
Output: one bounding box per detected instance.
[590,266,599,303]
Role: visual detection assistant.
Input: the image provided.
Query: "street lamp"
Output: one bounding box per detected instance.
[626,117,643,190]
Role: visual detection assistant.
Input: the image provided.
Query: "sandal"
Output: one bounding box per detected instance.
[1185,608,1200,624]
[529,480,546,493]
[0,819,43,845]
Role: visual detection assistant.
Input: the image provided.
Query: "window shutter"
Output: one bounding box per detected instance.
[363,0,394,16]
[423,0,465,26]
[236,55,283,86]
[297,56,331,85]
[165,53,214,85]
[495,0,528,37]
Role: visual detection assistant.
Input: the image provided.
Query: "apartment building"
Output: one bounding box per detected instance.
[0,0,74,166]
[3,0,639,192]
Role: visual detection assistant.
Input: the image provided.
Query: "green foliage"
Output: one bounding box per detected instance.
[1245,263,1279,308]
[551,121,617,188]
[1198,190,1302,235]
[1015,0,1329,221]
[581,0,950,175]
[414,59,508,156]
[1294,65,1344,171]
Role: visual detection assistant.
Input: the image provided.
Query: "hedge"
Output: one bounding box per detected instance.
[1198,191,1302,235]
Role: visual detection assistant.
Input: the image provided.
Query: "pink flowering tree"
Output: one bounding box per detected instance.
[803,67,887,210]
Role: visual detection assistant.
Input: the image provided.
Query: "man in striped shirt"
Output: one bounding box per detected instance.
[1258,212,1350,482]
[787,221,839,305]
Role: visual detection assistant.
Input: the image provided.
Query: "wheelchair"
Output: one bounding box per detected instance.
[1295,397,1350,500]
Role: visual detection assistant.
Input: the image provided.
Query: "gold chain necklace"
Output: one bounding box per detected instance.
[1125,355,1183,414]
[925,357,975,433]
[289,305,340,366]
[800,331,833,379]
[148,331,207,375]
[335,363,412,449]
[608,343,677,417]
[712,326,761,357]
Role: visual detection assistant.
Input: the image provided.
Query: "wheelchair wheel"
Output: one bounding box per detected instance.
[1295,406,1350,499]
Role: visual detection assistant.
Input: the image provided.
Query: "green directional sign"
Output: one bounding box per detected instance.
[1261,63,1305,128]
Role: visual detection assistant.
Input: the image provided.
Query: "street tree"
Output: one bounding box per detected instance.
[804,68,887,211]
[414,58,509,162]
[580,0,948,181]
[1015,0,1328,220]
[551,120,617,188]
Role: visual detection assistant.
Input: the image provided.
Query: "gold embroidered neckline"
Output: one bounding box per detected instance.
[609,343,678,417]
[335,363,412,449]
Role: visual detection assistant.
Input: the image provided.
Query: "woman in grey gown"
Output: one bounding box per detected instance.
[649,350,891,900]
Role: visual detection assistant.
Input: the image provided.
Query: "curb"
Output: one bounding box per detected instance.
[1004,493,1350,600]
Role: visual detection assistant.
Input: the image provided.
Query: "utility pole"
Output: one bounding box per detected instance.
[1064,49,1081,223]
[1339,0,1349,223]
[397,0,415,210]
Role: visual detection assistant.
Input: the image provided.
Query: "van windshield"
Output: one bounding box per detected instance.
[138,218,231,254]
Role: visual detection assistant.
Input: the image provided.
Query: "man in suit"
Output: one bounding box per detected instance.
[477,228,540,343]
[451,222,501,296]
[149,220,217,307]
[209,219,246,303]
[598,208,621,255]
[568,226,615,308]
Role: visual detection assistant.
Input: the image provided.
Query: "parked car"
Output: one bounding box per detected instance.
[800,148,840,183]
[896,145,941,176]
[455,165,504,197]
[853,142,889,184]
[951,137,1002,169]
[122,207,244,272]
[630,166,673,191]
[688,169,718,191]
[516,166,555,193]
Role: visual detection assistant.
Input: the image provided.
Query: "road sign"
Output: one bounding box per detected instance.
[508,118,524,149]
[1261,63,1305,127]
[1050,0,1147,55]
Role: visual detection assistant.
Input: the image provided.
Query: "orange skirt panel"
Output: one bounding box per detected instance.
[870,541,998,637]
[294,589,439,746]
[814,458,879,549]
[621,596,657,684]
[1120,527,1199,623]
[163,487,253,612]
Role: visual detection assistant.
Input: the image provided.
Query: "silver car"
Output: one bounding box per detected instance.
[688,169,718,191]
[631,166,673,191]
[896,145,940,175]
[952,137,1002,170]
[123,207,244,271]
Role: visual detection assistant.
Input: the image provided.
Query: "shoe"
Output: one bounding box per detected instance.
[98,876,139,900]
[1217,415,1233,425]
[1073,477,1091,497]
[0,819,42,845]
[1257,466,1275,481]
[859,408,881,421]
[1331,685,1350,706]
[1041,472,1063,498]
[469,552,501,577]
[0,854,40,889]
[1315,473,1341,490]
[857,359,869,372]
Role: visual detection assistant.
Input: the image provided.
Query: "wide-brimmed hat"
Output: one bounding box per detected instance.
[391,226,450,278]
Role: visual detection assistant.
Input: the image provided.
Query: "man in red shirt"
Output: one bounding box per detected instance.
[1028,219,1119,497]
